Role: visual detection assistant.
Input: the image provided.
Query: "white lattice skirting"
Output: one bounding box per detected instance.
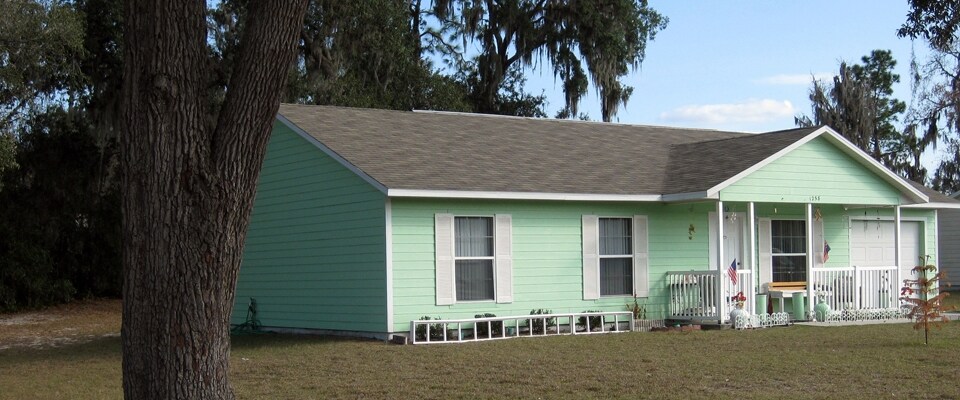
[734,312,791,330]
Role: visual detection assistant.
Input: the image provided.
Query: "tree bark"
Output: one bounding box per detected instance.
[120,1,307,399]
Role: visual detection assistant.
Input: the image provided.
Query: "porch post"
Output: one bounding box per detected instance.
[894,205,902,307]
[717,200,725,323]
[748,202,756,314]
[806,203,814,319]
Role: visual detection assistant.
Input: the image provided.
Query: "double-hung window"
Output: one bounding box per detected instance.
[454,216,495,301]
[599,217,633,296]
[771,220,806,282]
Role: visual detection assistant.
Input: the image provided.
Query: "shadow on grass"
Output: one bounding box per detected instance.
[230,331,385,351]
[0,335,121,364]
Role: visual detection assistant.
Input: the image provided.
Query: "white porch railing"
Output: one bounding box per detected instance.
[409,311,634,344]
[666,269,753,322]
[810,266,899,311]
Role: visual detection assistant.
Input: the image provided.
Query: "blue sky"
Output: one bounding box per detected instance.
[525,0,920,135]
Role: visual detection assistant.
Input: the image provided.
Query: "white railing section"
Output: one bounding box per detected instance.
[667,270,720,321]
[666,269,753,322]
[810,266,899,311]
[409,311,633,344]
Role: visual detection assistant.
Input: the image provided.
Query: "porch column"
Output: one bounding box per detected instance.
[806,203,814,319]
[748,202,756,314]
[894,205,902,305]
[717,200,725,323]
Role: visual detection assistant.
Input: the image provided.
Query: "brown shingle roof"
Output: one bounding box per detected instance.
[908,180,958,203]
[665,127,819,194]
[277,104,814,195]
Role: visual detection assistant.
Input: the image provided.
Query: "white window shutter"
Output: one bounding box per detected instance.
[758,218,772,290]
[582,215,600,300]
[495,214,513,303]
[435,213,455,305]
[813,217,825,267]
[633,215,649,297]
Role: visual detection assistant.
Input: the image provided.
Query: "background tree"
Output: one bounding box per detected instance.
[0,0,85,132]
[899,1,960,193]
[120,0,307,398]
[796,50,928,181]
[0,109,120,310]
[210,0,473,113]
[796,62,879,154]
[431,0,666,121]
[899,0,960,52]
[0,0,122,312]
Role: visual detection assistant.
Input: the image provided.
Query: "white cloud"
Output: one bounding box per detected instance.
[756,73,833,85]
[659,99,795,125]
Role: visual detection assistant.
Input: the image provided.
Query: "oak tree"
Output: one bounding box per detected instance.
[431,0,667,121]
[120,0,307,398]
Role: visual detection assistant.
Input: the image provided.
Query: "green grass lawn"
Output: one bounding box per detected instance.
[1,315,959,399]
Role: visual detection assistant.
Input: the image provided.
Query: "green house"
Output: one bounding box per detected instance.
[231,104,959,340]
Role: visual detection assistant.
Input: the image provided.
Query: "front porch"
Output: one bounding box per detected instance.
[666,200,917,326]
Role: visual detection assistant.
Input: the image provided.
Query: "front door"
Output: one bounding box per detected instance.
[709,212,746,271]
[709,212,751,315]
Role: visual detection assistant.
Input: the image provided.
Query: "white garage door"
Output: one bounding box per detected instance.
[849,220,921,280]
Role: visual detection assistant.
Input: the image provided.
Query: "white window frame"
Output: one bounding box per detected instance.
[598,216,634,297]
[453,215,496,302]
[770,218,807,282]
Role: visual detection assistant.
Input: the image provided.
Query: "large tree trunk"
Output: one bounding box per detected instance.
[120,1,307,399]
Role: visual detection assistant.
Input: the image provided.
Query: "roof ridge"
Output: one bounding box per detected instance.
[413,108,749,133]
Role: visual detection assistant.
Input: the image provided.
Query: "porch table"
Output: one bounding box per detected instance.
[768,289,805,313]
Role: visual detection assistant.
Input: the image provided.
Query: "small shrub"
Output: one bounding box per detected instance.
[901,257,955,344]
[529,309,554,334]
[579,310,603,330]
[474,313,502,338]
[414,316,445,342]
[626,294,647,319]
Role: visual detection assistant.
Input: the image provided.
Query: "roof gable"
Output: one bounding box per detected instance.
[719,135,905,205]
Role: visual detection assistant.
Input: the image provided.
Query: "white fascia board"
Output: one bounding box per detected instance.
[704,126,929,204]
[902,202,960,209]
[661,191,715,202]
[276,115,389,195]
[387,189,661,202]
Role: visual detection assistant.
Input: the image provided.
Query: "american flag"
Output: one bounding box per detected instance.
[823,241,831,263]
[727,259,738,285]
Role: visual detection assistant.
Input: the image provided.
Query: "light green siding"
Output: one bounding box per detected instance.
[742,204,937,269]
[720,137,902,205]
[391,199,720,332]
[232,121,387,333]
[392,199,938,332]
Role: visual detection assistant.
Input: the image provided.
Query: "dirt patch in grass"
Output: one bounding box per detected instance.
[0,299,121,350]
